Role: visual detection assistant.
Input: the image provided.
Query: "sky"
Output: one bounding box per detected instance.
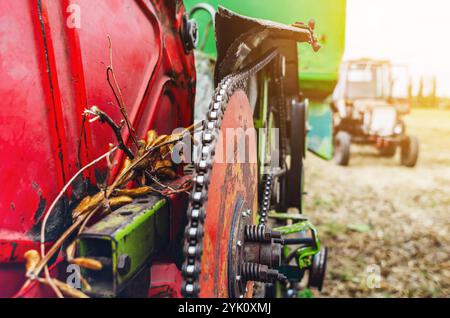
[345,0,450,97]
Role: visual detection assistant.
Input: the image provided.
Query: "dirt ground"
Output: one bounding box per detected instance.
[304,108,450,297]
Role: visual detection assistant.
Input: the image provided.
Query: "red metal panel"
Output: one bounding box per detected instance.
[0,0,64,235]
[149,262,183,298]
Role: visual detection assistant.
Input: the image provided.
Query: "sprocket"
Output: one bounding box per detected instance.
[181,50,287,298]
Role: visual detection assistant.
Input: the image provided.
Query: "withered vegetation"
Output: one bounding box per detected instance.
[19,37,197,297]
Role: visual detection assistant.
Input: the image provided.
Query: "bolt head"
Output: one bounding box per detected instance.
[117,254,131,275]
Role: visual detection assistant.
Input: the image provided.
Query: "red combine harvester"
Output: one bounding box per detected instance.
[0,1,326,298]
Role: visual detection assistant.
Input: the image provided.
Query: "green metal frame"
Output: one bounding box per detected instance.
[76,196,168,297]
[185,0,346,160]
[185,0,346,97]
[274,220,321,269]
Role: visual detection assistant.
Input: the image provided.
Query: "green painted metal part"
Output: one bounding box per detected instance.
[307,100,334,160]
[268,211,308,221]
[76,195,168,297]
[185,0,344,160]
[274,220,321,269]
[185,0,346,97]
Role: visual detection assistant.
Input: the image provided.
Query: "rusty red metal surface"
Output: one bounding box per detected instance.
[0,0,195,297]
[199,90,258,297]
[149,262,183,298]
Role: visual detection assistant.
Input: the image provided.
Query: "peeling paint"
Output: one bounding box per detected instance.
[33,196,47,223]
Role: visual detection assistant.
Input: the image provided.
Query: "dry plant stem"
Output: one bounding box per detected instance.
[24,147,118,297]
[105,136,188,197]
[44,266,63,298]
[146,172,192,196]
[19,204,102,296]
[40,147,118,260]
[76,271,91,292]
[146,173,176,193]
[65,241,76,262]
[106,123,199,197]
[78,204,104,234]
[37,278,90,298]
[86,107,134,159]
[18,221,80,295]
[21,216,84,294]
[106,35,137,147]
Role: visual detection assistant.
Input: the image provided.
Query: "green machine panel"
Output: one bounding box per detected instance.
[185,0,346,160]
[76,195,168,297]
[185,0,346,97]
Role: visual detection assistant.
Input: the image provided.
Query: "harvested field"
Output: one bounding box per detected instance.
[305,108,450,297]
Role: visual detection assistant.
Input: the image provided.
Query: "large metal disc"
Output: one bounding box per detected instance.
[198,89,258,297]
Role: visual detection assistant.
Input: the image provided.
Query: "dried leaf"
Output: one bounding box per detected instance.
[78,273,92,292]
[157,168,177,179]
[154,159,173,171]
[146,130,157,147]
[108,195,133,208]
[72,192,104,219]
[119,157,132,175]
[137,140,147,157]
[113,169,136,189]
[113,186,153,198]
[160,144,174,157]
[151,135,170,148]
[65,241,76,261]
[51,279,90,298]
[24,250,41,273]
[71,257,103,271]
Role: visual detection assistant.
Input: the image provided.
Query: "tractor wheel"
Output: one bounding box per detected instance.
[379,144,397,157]
[401,135,419,167]
[334,131,351,166]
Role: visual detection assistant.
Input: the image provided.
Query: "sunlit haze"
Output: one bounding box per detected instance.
[345,0,450,96]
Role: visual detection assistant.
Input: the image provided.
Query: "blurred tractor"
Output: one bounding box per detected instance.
[332,59,419,167]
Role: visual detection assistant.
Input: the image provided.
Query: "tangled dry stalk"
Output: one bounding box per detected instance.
[305,109,450,297]
[18,37,197,298]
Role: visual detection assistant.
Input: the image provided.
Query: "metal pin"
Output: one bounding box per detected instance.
[185,284,194,293]
[189,228,197,237]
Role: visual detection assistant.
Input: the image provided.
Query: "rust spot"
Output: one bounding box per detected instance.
[33,196,47,223]
[10,242,17,262]
[30,197,71,242]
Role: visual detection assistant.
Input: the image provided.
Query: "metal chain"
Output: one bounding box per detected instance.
[181,49,279,297]
[259,174,272,225]
[273,57,288,161]
[259,56,287,226]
